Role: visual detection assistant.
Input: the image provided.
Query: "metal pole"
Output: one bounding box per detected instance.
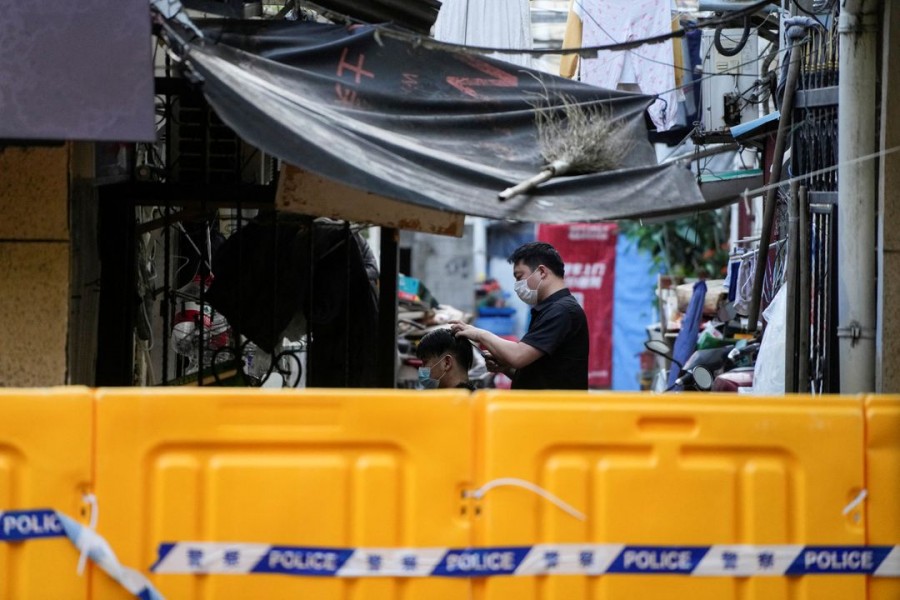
[785,179,800,392]
[376,228,399,388]
[837,1,879,393]
[344,221,352,387]
[747,38,804,331]
[798,186,811,392]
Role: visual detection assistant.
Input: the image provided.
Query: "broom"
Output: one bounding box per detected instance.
[498,94,631,201]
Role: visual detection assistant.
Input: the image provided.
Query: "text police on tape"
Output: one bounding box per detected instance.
[807,550,873,571]
[447,551,515,572]
[788,547,894,574]
[270,550,339,572]
[253,547,353,576]
[433,548,530,576]
[0,510,64,541]
[610,547,709,574]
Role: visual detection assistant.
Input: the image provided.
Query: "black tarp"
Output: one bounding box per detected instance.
[205,216,379,387]
[173,19,715,222]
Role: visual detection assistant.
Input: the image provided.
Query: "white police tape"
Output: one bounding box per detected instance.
[5,509,897,584]
[0,509,164,600]
[151,542,900,578]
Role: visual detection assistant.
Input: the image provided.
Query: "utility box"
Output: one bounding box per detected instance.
[700,29,759,132]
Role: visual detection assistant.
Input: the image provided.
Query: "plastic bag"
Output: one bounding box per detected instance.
[752,285,787,394]
[697,322,726,349]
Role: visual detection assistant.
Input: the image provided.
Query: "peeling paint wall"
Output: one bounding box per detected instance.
[0,145,70,386]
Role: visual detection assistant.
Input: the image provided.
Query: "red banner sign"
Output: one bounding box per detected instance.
[538,223,617,388]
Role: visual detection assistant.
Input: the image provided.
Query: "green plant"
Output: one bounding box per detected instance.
[619,209,730,279]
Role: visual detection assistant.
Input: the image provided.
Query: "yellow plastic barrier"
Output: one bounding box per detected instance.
[472,391,868,600]
[0,388,895,599]
[91,388,474,600]
[0,388,92,600]
[866,395,900,600]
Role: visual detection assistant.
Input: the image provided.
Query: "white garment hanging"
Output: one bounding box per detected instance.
[573,0,677,130]
[433,0,533,69]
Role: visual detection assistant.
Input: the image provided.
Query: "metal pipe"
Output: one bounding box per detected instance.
[747,36,804,332]
[305,215,315,386]
[798,186,810,392]
[163,201,171,385]
[663,143,741,165]
[785,179,800,392]
[344,221,351,387]
[837,4,879,393]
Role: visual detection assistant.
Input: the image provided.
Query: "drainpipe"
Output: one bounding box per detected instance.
[837,0,879,393]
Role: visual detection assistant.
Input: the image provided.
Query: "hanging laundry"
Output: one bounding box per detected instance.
[559,0,583,79]
[570,0,677,131]
[733,252,756,316]
[433,0,533,68]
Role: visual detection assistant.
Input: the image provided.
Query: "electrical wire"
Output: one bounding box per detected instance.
[653,43,789,103]
[155,0,787,120]
[160,0,776,59]
[740,145,900,201]
[563,0,783,117]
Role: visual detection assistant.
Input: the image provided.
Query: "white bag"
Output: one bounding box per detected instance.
[752,285,787,394]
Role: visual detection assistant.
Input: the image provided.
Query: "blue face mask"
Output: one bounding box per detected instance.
[417,354,449,389]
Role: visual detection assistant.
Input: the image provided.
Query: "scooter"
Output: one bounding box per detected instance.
[644,340,759,392]
[709,342,760,391]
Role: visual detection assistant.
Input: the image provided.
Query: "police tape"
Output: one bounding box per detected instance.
[0,509,164,600]
[5,509,898,582]
[151,542,900,578]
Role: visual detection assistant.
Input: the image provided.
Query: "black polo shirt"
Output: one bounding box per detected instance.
[514,289,589,390]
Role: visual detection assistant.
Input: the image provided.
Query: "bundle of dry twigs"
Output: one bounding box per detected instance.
[499,94,631,201]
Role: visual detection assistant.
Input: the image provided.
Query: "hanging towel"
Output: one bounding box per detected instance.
[559,0,584,78]
[434,0,533,68]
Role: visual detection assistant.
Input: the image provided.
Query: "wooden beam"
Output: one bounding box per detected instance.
[276,164,465,237]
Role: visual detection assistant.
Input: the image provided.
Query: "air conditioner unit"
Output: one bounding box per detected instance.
[169,92,274,186]
[700,29,759,132]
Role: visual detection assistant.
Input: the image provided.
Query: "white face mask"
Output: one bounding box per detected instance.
[417,354,450,389]
[514,270,542,305]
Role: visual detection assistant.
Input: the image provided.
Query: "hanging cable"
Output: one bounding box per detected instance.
[714,16,752,56]
[154,0,776,59]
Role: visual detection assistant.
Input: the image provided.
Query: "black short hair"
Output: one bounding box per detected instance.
[415,328,474,372]
[508,242,565,278]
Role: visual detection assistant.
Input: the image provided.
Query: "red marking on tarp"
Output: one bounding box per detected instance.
[446,55,517,98]
[335,83,360,107]
[336,47,375,84]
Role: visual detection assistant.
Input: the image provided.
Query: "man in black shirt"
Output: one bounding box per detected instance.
[451,242,589,390]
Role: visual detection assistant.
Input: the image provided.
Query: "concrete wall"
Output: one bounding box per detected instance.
[410,227,476,314]
[878,0,900,392]
[0,145,70,386]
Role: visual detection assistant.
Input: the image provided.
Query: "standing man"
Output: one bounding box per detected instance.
[451,242,589,389]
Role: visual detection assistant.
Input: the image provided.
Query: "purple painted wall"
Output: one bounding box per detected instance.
[1,1,155,141]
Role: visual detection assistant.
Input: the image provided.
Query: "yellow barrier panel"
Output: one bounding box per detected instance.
[866,395,900,600]
[473,391,867,600]
[92,388,474,600]
[0,388,92,600]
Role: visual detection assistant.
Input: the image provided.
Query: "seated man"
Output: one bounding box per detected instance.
[415,328,476,390]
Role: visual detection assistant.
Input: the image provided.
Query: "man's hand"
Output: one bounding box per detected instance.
[450,320,541,372]
[482,350,515,378]
[449,321,481,343]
